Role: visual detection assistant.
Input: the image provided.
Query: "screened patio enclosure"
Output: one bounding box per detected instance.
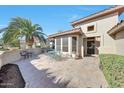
[55,35,79,57]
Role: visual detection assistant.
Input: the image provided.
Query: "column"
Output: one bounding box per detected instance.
[61,38,63,52]
[68,37,72,56]
[76,36,79,56]
[55,39,57,52]
[81,37,84,58]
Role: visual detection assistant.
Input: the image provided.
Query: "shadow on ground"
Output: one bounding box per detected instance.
[16,56,71,88]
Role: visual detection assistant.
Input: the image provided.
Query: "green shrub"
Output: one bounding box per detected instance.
[99,54,124,87]
[48,52,63,61]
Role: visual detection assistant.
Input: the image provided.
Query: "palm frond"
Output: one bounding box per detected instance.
[1,17,47,47]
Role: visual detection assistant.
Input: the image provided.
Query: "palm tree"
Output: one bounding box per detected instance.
[0,17,46,48]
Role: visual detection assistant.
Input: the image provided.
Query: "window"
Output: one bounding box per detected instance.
[62,37,68,52]
[56,38,61,51]
[72,37,77,52]
[87,25,94,31]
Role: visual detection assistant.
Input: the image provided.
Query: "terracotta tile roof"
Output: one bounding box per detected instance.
[71,6,124,26]
[107,20,124,35]
[48,28,81,38]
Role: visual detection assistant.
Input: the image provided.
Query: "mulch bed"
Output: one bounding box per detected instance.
[0,64,25,88]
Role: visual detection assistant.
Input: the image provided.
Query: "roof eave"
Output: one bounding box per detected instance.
[108,22,124,35]
[48,28,81,38]
[71,6,124,26]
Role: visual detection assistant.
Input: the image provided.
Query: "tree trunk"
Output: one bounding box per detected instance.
[26,39,34,48]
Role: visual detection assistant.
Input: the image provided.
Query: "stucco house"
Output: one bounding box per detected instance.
[48,6,124,58]
[108,20,124,55]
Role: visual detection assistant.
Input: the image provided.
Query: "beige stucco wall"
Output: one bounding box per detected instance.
[77,35,83,57]
[1,50,21,65]
[0,48,42,69]
[26,48,42,55]
[74,13,119,54]
[115,30,124,55]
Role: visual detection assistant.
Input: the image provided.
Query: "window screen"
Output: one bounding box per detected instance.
[72,37,77,52]
[87,25,94,31]
[56,38,61,51]
[62,37,68,52]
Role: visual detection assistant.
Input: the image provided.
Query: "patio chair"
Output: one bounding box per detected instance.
[20,51,27,59]
[27,51,33,58]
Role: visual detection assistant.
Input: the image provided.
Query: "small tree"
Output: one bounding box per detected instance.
[0,17,47,48]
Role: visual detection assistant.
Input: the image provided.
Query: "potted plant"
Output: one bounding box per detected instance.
[72,51,76,58]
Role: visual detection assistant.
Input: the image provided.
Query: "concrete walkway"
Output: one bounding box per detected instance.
[16,59,61,88]
[16,54,108,88]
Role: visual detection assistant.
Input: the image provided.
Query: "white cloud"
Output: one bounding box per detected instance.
[0,25,6,27]
[78,7,98,11]
[68,14,80,21]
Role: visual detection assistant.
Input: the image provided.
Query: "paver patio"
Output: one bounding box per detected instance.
[15,54,108,88]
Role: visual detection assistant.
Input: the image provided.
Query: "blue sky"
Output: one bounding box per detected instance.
[0,5,124,36]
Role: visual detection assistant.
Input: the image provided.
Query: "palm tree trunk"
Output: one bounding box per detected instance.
[26,40,34,49]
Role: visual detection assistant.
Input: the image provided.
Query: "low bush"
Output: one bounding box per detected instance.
[99,54,124,88]
[47,52,63,61]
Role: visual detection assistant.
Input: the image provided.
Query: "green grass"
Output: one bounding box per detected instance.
[99,54,124,88]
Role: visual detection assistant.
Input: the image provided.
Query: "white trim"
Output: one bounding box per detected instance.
[86,22,97,34]
[76,36,79,56]
[61,38,63,52]
[55,39,57,52]
[81,38,84,58]
[68,37,72,56]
